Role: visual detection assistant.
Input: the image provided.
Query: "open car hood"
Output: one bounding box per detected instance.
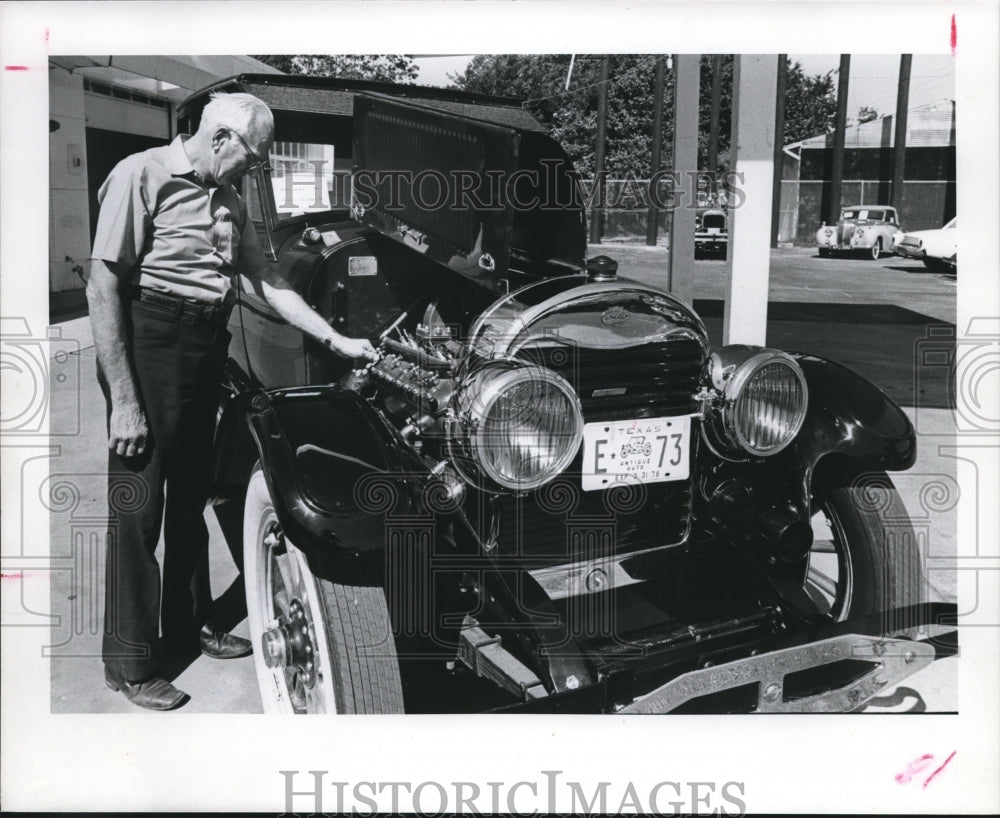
[351,93,587,292]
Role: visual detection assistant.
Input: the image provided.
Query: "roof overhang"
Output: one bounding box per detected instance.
[49,55,282,103]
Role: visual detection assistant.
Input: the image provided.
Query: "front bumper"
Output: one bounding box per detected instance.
[896,244,926,260]
[621,632,935,713]
[695,238,727,256]
[493,603,957,713]
[818,241,875,252]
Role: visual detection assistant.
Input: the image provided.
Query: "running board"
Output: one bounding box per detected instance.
[620,633,936,714]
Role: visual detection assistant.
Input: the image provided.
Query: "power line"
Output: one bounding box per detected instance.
[523,58,671,106]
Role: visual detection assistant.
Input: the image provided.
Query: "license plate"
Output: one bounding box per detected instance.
[581,415,692,491]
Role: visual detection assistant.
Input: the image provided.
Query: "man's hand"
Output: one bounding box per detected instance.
[109,399,150,457]
[88,259,151,458]
[257,274,379,363]
[327,334,379,362]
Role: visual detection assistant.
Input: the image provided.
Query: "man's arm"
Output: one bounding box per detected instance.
[234,200,377,361]
[86,260,148,457]
[256,268,378,361]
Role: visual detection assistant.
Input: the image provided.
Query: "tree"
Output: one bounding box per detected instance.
[452,54,840,179]
[856,105,882,124]
[454,54,673,179]
[781,60,839,144]
[250,54,418,83]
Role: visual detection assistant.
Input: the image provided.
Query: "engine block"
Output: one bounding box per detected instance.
[368,351,454,413]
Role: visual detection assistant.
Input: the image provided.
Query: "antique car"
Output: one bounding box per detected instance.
[694,207,728,259]
[179,75,954,714]
[815,205,901,260]
[895,217,957,272]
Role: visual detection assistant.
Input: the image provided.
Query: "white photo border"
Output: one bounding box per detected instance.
[1,1,998,813]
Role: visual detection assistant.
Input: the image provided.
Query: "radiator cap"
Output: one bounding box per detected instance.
[586,255,618,282]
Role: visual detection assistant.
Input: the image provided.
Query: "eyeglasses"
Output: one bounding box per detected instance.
[230,129,268,173]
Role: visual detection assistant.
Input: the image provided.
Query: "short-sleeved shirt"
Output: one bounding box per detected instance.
[91,135,268,306]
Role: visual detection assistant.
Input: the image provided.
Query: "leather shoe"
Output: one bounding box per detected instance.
[199,624,252,659]
[104,666,189,711]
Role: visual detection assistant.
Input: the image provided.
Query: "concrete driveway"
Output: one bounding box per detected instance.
[41,245,958,714]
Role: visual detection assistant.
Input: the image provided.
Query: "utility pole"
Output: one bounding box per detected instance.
[645,56,667,246]
[891,55,912,218]
[708,55,723,182]
[770,54,787,248]
[589,55,610,244]
[827,54,850,224]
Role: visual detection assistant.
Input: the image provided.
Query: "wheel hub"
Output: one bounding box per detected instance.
[260,599,317,687]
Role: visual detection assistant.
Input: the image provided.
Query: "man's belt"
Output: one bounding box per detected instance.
[132,287,233,327]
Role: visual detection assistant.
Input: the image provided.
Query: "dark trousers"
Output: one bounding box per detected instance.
[100,299,230,681]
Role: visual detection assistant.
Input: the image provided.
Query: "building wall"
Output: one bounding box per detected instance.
[790,178,954,242]
[785,101,956,243]
[49,74,174,293]
[49,69,92,293]
[786,146,956,242]
[83,84,171,139]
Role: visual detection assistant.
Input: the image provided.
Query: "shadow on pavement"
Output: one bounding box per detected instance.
[694,300,955,409]
[883,263,957,281]
[863,685,928,713]
[50,288,89,324]
[211,499,248,632]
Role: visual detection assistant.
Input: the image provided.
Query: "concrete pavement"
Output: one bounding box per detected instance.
[43,246,958,714]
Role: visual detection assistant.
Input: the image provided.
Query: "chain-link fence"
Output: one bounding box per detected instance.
[788,180,955,242]
[581,178,955,245]
[579,177,728,246]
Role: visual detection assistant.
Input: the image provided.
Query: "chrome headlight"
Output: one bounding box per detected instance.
[449,361,583,491]
[703,346,808,457]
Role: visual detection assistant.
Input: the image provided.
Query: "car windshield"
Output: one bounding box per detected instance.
[245,138,349,226]
[841,208,892,223]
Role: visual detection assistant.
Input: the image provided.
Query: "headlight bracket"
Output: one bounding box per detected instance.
[701,346,809,459]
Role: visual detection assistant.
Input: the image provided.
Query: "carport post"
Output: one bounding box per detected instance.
[723,55,777,346]
[667,54,699,304]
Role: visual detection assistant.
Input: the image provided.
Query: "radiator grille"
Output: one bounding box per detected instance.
[487,338,703,566]
[521,338,704,421]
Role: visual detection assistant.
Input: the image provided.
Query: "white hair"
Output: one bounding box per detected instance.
[200,92,274,145]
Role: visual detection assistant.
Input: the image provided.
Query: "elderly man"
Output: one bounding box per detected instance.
[87,92,377,710]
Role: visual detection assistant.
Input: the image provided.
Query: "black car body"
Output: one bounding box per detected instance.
[180,75,953,714]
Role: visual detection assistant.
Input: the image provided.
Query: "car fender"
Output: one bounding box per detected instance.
[239,384,426,577]
[782,352,916,484]
[696,353,915,530]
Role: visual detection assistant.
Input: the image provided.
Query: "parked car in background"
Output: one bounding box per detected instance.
[694,207,727,259]
[177,75,953,715]
[815,206,901,260]
[894,217,957,272]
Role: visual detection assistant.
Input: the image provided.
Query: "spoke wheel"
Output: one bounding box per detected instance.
[243,466,404,713]
[870,239,882,261]
[806,468,922,626]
